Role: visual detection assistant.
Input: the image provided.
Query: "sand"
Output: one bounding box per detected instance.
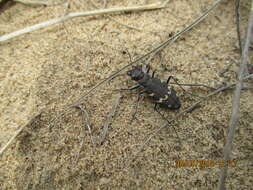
[0,0,252,189]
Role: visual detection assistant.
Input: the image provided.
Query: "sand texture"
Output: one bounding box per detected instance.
[0,0,252,189]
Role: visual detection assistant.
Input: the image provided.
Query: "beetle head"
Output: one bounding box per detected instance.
[127,66,144,81]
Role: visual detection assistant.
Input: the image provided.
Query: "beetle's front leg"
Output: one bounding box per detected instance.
[139,88,150,95]
[166,76,173,84]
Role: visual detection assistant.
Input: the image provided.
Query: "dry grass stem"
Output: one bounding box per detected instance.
[77,104,96,147]
[14,0,64,6]
[0,1,167,43]
[243,73,253,80]
[217,1,253,189]
[169,82,216,89]
[0,113,41,156]
[98,93,121,146]
[235,0,242,55]
[171,73,253,90]
[90,0,171,32]
[89,0,142,32]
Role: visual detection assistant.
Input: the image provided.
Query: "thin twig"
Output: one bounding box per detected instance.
[225,85,253,90]
[0,2,166,42]
[14,0,64,6]
[217,1,253,190]
[77,104,96,147]
[90,0,171,32]
[90,0,143,32]
[235,0,242,55]
[98,93,121,146]
[0,113,41,156]
[73,121,86,165]
[169,82,216,89]
[169,77,205,98]
[130,94,144,123]
[243,73,253,80]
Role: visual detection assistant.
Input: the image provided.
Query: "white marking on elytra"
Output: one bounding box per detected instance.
[168,86,171,94]
[148,93,155,97]
[157,95,168,103]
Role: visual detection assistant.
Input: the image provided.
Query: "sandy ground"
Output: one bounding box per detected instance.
[0,0,252,189]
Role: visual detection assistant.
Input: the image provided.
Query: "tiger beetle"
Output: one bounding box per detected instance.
[124,65,181,110]
[122,65,182,143]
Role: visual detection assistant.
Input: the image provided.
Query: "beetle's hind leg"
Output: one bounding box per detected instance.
[166,75,202,98]
[154,103,182,145]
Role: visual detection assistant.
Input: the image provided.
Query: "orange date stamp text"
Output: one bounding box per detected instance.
[175,159,237,168]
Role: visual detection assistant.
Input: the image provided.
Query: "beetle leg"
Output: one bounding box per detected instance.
[152,70,156,78]
[166,76,173,84]
[130,94,144,123]
[139,88,150,95]
[167,76,198,98]
[146,65,150,74]
[154,103,182,145]
[121,84,140,91]
[154,103,161,114]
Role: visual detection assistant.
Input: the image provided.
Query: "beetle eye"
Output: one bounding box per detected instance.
[173,103,181,109]
[134,72,139,77]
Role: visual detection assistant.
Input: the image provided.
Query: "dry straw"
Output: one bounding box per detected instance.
[0,1,170,43]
